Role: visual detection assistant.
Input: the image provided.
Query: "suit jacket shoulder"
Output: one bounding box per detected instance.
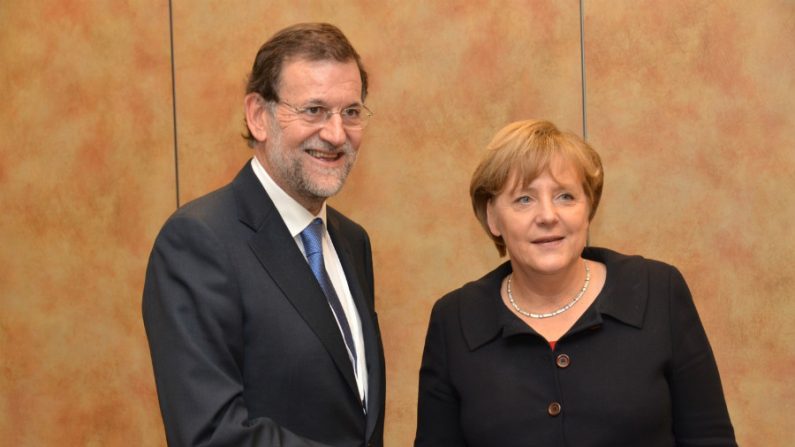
[144,162,384,447]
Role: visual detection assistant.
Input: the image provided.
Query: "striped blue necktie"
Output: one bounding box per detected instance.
[300,218,359,370]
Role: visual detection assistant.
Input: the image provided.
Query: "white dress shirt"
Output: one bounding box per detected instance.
[251,157,368,407]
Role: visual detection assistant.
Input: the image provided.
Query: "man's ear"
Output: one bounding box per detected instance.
[244,93,270,143]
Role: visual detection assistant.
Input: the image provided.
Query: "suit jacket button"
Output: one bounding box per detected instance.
[548,402,562,416]
[555,353,570,368]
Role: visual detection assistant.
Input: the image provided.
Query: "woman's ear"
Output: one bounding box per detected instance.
[486,199,501,237]
[244,93,270,143]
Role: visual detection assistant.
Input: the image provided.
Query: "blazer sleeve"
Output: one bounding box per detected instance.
[414,299,467,447]
[142,214,332,447]
[666,267,737,446]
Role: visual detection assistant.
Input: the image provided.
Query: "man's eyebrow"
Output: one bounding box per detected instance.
[296,98,326,106]
[300,98,363,108]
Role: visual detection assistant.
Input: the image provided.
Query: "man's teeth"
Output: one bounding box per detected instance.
[307,150,339,159]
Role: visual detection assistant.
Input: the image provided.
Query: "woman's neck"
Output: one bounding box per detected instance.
[509,259,587,310]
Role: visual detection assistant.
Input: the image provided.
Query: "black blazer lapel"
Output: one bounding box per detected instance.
[327,211,384,438]
[231,163,360,400]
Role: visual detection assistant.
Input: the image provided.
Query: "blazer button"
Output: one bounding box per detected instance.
[555,353,570,368]
[548,401,562,416]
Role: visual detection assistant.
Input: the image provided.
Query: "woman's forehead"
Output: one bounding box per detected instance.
[506,156,583,189]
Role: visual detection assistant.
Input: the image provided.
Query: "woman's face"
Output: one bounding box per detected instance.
[487,161,590,276]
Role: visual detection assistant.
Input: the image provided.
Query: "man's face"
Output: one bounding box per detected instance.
[256,58,364,213]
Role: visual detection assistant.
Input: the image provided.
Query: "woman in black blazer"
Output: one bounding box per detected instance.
[415,120,736,446]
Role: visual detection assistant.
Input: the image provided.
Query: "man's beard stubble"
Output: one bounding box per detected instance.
[265,123,358,203]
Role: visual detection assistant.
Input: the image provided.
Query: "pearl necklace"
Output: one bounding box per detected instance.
[507,261,591,319]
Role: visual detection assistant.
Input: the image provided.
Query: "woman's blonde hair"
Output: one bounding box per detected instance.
[470,119,604,256]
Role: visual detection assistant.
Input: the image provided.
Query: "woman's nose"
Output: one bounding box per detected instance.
[535,197,558,224]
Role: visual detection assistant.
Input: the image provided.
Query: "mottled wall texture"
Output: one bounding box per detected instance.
[1,1,792,446]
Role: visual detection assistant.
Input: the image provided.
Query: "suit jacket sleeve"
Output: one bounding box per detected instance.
[666,267,737,446]
[142,213,333,447]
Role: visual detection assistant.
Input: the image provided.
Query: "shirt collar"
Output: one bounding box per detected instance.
[461,247,648,351]
[250,157,327,237]
[585,247,647,329]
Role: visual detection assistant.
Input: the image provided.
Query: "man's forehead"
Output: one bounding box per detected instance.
[279,58,360,83]
[276,58,362,100]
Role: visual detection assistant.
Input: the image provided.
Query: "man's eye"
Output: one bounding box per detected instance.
[342,107,362,118]
[302,106,325,116]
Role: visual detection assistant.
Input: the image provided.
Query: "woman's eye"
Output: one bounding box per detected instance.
[516,196,531,204]
[558,193,575,201]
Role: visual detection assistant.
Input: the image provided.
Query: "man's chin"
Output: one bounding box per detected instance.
[304,178,346,199]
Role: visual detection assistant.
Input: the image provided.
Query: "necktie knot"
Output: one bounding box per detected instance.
[300,218,324,258]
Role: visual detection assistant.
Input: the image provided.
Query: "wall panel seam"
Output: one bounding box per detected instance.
[168,0,181,209]
[579,0,588,140]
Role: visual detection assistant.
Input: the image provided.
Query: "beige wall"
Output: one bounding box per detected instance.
[1,1,792,445]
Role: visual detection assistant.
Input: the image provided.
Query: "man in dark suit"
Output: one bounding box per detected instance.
[143,23,384,446]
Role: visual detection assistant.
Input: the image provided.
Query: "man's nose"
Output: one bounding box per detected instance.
[319,114,347,147]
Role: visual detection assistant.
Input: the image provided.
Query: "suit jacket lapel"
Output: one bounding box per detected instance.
[232,163,360,400]
[327,212,384,438]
